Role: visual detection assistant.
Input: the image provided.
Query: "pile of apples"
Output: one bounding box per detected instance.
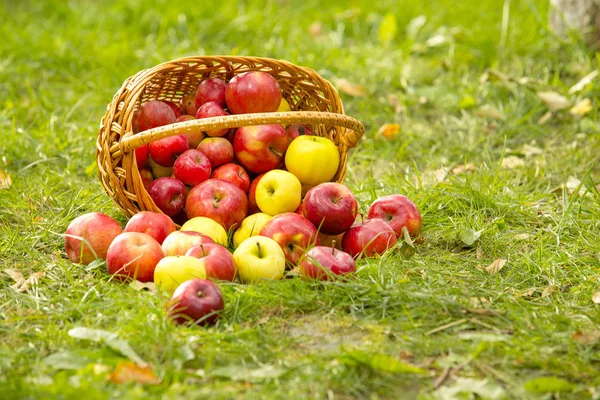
[65,71,422,326]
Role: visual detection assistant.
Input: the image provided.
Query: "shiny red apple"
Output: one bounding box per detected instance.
[211,163,250,193]
[106,232,164,282]
[302,182,358,235]
[195,77,227,109]
[299,245,356,280]
[64,212,122,265]
[185,243,236,281]
[341,219,397,259]
[233,124,288,174]
[259,213,320,266]
[167,278,224,326]
[124,211,176,245]
[173,149,212,187]
[195,101,230,137]
[196,137,234,168]
[148,134,189,167]
[137,100,177,132]
[367,194,422,238]
[148,177,187,216]
[185,179,248,231]
[225,71,282,114]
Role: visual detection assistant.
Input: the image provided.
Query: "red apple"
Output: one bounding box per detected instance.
[185,243,236,281]
[302,182,358,235]
[173,149,212,187]
[185,179,248,232]
[285,124,313,143]
[196,137,234,168]
[106,232,164,282]
[167,278,224,326]
[139,168,154,191]
[148,134,189,167]
[299,245,356,280]
[148,177,187,216]
[176,114,205,148]
[247,173,265,214]
[259,213,320,266]
[162,100,182,118]
[211,163,250,193]
[225,71,282,114]
[137,100,177,132]
[195,101,230,137]
[341,219,397,259]
[179,93,197,116]
[124,211,176,245]
[135,144,149,167]
[132,110,141,134]
[162,230,215,257]
[233,124,288,174]
[367,194,422,238]
[64,212,122,265]
[195,77,227,109]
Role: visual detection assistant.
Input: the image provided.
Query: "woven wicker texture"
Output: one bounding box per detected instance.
[96,56,365,218]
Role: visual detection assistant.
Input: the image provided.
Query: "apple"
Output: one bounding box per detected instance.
[135,144,149,167]
[106,232,164,282]
[167,278,224,326]
[195,101,230,137]
[185,179,248,232]
[64,212,122,265]
[195,77,227,109]
[233,124,288,174]
[154,255,206,293]
[185,243,236,281]
[173,149,212,187]
[124,211,176,245]
[179,93,197,116]
[341,219,397,259]
[302,182,358,235]
[180,216,229,246]
[255,169,301,216]
[148,134,189,167]
[277,98,291,112]
[148,157,173,178]
[132,110,141,134]
[148,177,187,216]
[285,136,340,186]
[285,124,313,143]
[139,168,154,190]
[247,173,265,215]
[162,230,215,257]
[259,213,320,266]
[162,100,182,118]
[211,163,250,193]
[137,100,177,132]
[196,137,234,168]
[232,236,286,283]
[317,232,343,249]
[367,194,422,238]
[232,212,272,248]
[225,71,282,114]
[299,245,356,280]
[176,114,205,148]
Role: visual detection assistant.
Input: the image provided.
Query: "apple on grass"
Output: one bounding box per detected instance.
[367,194,422,238]
[154,255,206,293]
[225,71,282,114]
[211,163,250,193]
[196,137,234,168]
[180,217,228,246]
[136,100,177,132]
[64,212,122,265]
[255,169,301,216]
[299,245,356,280]
[195,77,227,109]
[148,177,187,216]
[341,219,397,259]
[259,213,320,266]
[233,236,286,283]
[233,124,288,174]
[186,243,236,281]
[285,135,340,186]
[185,179,248,232]
[162,230,215,257]
[302,182,358,235]
[148,134,189,167]
[106,232,164,282]
[124,211,176,245]
[232,212,272,248]
[173,149,212,187]
[167,278,224,326]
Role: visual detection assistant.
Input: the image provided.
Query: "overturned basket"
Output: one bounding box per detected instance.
[96,56,365,219]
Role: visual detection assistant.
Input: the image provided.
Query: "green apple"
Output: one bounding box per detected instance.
[232,236,286,283]
[180,216,228,246]
[255,169,301,216]
[284,135,340,186]
[154,255,207,293]
[232,212,273,248]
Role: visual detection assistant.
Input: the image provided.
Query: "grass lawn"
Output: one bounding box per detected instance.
[1,0,600,398]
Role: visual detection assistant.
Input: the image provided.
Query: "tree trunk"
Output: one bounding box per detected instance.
[549,0,600,46]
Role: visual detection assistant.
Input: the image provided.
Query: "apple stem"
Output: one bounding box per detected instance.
[256,241,262,258]
[200,244,206,256]
[331,240,336,255]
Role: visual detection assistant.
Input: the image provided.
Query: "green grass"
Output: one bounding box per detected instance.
[1,0,600,398]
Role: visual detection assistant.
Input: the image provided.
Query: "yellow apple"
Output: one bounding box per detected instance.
[277,98,291,112]
[284,136,340,186]
[233,236,286,283]
[154,255,207,293]
[255,169,301,216]
[180,217,228,246]
[233,213,273,248]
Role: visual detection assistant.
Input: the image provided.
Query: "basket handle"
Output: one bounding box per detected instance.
[111,111,365,158]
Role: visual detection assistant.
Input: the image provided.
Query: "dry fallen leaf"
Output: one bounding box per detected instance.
[451,163,476,174]
[537,91,570,111]
[521,144,543,157]
[569,98,593,118]
[0,170,11,190]
[5,269,25,289]
[308,21,323,38]
[129,280,157,292]
[537,111,553,125]
[592,292,600,304]
[434,168,449,183]
[568,70,599,94]
[386,94,405,114]
[475,104,505,120]
[5,269,44,292]
[108,362,160,385]
[541,285,558,298]
[572,329,600,346]
[486,259,507,275]
[501,156,524,169]
[377,123,400,140]
[514,233,531,241]
[334,79,367,97]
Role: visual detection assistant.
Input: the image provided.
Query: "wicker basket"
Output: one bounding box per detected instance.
[96,56,365,219]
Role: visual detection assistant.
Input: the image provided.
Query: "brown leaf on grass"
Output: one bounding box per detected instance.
[308,21,323,38]
[572,329,600,346]
[569,98,593,118]
[475,105,505,120]
[485,259,507,275]
[377,123,400,140]
[501,156,524,169]
[537,111,553,125]
[129,280,156,292]
[5,269,44,292]
[451,163,477,174]
[592,292,600,304]
[520,144,543,157]
[537,91,570,111]
[0,170,11,190]
[386,94,405,114]
[108,362,160,385]
[514,233,531,241]
[334,79,366,97]
[541,285,558,298]
[568,70,599,94]
[5,269,25,288]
